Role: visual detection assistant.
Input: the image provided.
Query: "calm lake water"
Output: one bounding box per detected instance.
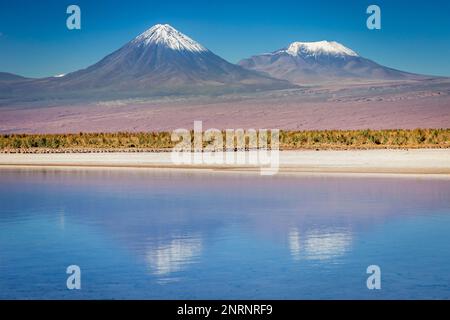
[0,168,449,299]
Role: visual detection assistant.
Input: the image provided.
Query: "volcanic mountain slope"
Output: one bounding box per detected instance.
[239,41,428,84]
[0,72,30,82]
[1,24,294,100]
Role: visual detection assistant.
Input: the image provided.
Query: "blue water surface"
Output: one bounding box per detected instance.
[0,168,449,299]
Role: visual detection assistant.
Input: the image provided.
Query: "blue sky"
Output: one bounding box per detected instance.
[0,0,449,78]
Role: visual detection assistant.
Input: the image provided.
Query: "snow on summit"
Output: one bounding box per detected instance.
[132,24,208,52]
[284,41,359,57]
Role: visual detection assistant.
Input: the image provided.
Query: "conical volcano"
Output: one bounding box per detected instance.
[31,24,294,97]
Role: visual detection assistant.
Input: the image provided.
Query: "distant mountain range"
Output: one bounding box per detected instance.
[0,24,294,101]
[0,24,434,102]
[238,41,427,84]
[0,72,29,82]
[49,24,294,94]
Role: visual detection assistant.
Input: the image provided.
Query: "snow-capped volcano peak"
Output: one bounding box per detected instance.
[132,24,208,53]
[284,41,359,57]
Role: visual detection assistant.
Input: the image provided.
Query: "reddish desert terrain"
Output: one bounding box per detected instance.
[0,79,449,133]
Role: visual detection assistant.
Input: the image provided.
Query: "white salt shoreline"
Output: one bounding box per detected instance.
[0,149,449,176]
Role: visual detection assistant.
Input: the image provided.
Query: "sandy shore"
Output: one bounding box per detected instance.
[0,149,449,175]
